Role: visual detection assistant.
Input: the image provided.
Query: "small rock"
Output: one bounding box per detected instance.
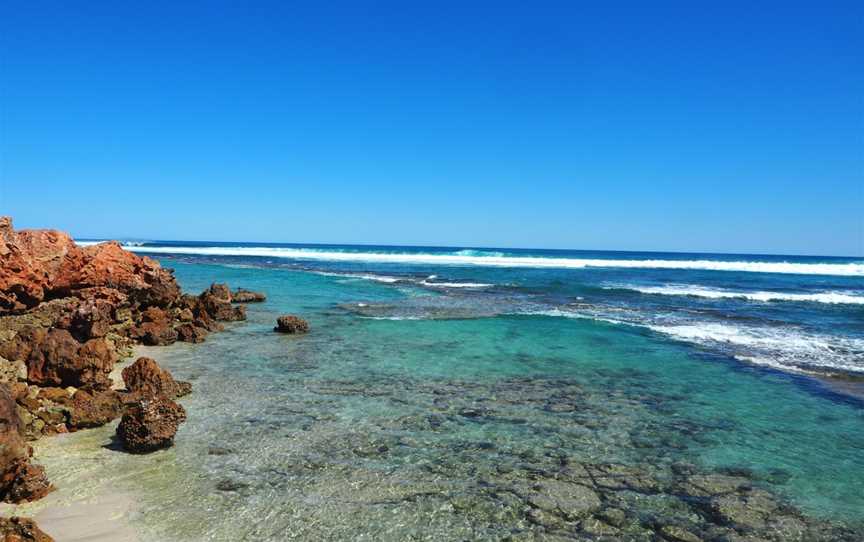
[274,315,310,334]
[231,289,266,303]
[0,516,54,541]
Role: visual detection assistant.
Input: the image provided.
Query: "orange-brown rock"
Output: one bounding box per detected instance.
[0,217,179,314]
[175,323,208,343]
[200,284,246,322]
[25,330,115,389]
[0,384,51,503]
[122,357,191,400]
[0,516,55,541]
[67,389,123,429]
[116,396,186,453]
[275,315,310,334]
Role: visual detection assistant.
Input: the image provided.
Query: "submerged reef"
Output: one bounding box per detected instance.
[0,216,260,537]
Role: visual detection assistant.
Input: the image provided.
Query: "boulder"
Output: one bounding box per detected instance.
[116,396,186,453]
[25,330,115,389]
[200,284,246,322]
[175,323,208,344]
[67,389,124,429]
[121,357,191,400]
[231,289,266,303]
[0,383,51,503]
[0,217,180,313]
[274,315,310,334]
[0,516,54,541]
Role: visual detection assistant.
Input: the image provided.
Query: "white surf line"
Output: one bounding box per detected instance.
[609,284,864,305]
[74,242,864,276]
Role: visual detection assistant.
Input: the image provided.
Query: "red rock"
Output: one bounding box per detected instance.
[0,217,180,314]
[275,315,310,334]
[67,389,123,429]
[200,283,246,322]
[0,217,80,313]
[25,330,115,389]
[122,357,191,399]
[0,516,55,541]
[0,383,51,503]
[116,396,186,453]
[175,323,208,343]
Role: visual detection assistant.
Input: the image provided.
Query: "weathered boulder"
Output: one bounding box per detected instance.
[25,330,115,389]
[129,306,177,346]
[67,389,123,429]
[0,217,80,313]
[116,396,186,453]
[200,284,245,322]
[175,323,208,344]
[0,218,180,313]
[0,384,51,503]
[122,357,191,400]
[274,315,310,334]
[231,289,266,303]
[0,516,54,541]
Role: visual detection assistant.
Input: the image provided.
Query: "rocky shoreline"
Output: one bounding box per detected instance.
[0,217,262,539]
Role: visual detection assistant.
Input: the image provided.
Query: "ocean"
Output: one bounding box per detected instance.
[52,241,864,539]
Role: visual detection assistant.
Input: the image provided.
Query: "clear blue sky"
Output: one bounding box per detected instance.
[1,1,862,256]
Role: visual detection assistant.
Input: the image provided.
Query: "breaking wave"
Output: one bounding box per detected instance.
[610,284,864,305]
[75,242,864,276]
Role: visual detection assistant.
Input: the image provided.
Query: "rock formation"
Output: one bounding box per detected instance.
[0,516,54,541]
[231,288,266,303]
[275,315,310,334]
[0,216,258,530]
[116,396,187,453]
[122,357,191,400]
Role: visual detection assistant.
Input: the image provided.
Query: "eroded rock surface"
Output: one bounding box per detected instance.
[0,516,54,542]
[275,315,310,334]
[116,396,187,453]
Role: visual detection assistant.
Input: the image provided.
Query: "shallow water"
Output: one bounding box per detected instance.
[22,255,864,540]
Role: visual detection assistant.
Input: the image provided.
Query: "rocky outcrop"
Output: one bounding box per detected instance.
[0,516,54,541]
[116,396,186,453]
[275,315,310,334]
[122,357,191,400]
[231,289,266,303]
[0,384,51,503]
[0,217,257,504]
[199,284,245,322]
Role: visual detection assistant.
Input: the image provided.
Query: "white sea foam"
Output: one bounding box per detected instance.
[524,308,864,375]
[76,243,864,276]
[311,271,403,283]
[611,284,864,305]
[419,280,492,288]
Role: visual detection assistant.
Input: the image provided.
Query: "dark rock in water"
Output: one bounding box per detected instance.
[0,383,52,503]
[175,323,208,343]
[116,396,187,453]
[274,315,310,334]
[67,388,123,429]
[200,283,246,322]
[0,516,54,541]
[216,479,249,492]
[231,289,266,303]
[122,357,192,400]
[207,446,234,456]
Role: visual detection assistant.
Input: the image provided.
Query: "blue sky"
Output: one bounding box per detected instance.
[1,1,861,256]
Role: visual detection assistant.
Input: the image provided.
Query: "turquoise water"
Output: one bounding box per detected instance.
[79,256,861,540]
